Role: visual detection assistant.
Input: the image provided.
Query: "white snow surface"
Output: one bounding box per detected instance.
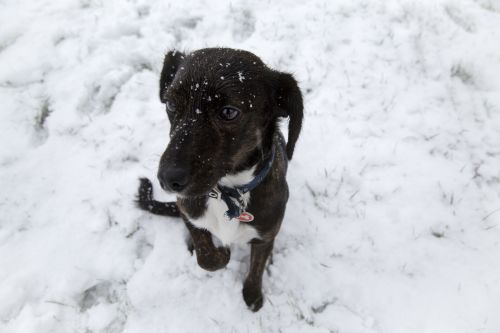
[1,0,500,332]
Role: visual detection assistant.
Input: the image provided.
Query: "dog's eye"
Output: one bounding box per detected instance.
[166,101,176,114]
[219,106,240,121]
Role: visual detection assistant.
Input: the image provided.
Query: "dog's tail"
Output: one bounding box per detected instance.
[136,178,181,217]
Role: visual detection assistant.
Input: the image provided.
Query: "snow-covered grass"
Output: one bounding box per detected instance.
[1,0,500,332]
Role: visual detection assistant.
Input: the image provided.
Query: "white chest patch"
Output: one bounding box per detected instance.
[188,167,260,246]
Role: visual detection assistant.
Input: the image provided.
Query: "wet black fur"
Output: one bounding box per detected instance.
[136,48,303,312]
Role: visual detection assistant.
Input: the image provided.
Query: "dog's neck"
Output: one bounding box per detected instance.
[221,142,274,188]
[215,144,275,220]
[219,166,257,188]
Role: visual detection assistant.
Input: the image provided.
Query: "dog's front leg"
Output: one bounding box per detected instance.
[184,219,230,272]
[243,240,274,311]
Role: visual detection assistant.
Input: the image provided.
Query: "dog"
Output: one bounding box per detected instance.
[137,48,303,312]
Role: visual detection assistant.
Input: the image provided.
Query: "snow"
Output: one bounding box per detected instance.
[1,0,500,332]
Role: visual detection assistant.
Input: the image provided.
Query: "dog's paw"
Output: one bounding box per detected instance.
[196,247,230,272]
[242,284,264,312]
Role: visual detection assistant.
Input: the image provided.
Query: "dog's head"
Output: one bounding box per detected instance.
[156,48,303,197]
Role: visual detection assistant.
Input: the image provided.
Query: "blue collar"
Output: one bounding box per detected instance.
[212,146,276,220]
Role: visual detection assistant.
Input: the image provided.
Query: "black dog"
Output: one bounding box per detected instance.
[137,48,303,311]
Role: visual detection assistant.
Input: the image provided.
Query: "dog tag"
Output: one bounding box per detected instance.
[237,212,254,223]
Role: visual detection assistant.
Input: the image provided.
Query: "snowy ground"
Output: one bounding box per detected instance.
[1,0,500,332]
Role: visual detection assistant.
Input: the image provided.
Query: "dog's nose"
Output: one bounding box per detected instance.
[158,167,189,192]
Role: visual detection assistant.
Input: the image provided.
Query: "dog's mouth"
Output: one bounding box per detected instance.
[160,182,213,198]
[175,184,214,198]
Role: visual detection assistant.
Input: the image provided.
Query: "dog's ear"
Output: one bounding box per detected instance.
[159,50,185,103]
[273,72,304,160]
